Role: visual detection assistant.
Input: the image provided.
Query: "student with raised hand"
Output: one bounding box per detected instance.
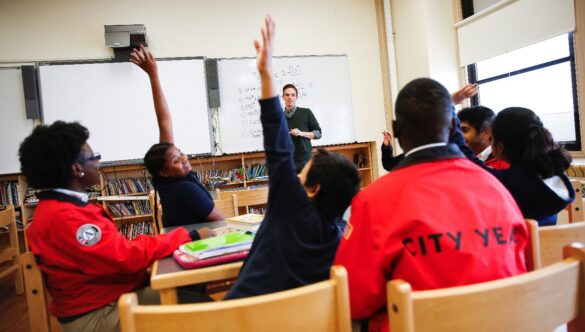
[130,46,223,234]
[19,121,204,332]
[458,106,508,169]
[225,15,360,299]
[380,83,479,171]
[335,78,528,332]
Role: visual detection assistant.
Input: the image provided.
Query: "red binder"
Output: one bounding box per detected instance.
[173,249,248,269]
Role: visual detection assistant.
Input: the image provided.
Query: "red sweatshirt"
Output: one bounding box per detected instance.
[27,191,191,318]
[335,150,527,332]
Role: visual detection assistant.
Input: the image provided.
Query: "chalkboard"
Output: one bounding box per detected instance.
[38,59,212,163]
[216,56,355,154]
[0,68,35,174]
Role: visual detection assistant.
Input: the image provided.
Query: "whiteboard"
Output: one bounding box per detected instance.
[39,59,212,162]
[0,68,35,174]
[217,56,355,154]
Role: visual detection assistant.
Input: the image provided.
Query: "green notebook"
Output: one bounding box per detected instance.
[179,231,254,260]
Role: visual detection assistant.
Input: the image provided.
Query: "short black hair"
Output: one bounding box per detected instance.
[458,106,495,133]
[19,121,89,189]
[305,149,360,218]
[282,84,298,96]
[394,78,453,145]
[144,142,174,181]
[492,107,572,177]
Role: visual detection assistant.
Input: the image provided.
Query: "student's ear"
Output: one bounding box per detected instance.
[305,184,321,199]
[392,120,400,138]
[448,117,456,136]
[492,141,505,160]
[71,162,84,178]
[158,169,168,178]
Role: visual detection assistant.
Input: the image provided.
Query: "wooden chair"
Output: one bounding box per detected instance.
[565,180,584,223]
[216,186,268,214]
[21,251,51,332]
[149,190,163,234]
[0,205,24,294]
[120,266,351,332]
[213,194,239,218]
[387,243,585,332]
[527,218,585,268]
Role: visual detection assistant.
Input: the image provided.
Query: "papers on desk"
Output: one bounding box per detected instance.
[225,213,264,232]
[175,231,254,269]
[179,231,254,260]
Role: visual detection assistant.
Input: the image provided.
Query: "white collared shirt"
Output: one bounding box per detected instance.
[405,142,448,157]
[477,145,492,162]
[53,188,89,203]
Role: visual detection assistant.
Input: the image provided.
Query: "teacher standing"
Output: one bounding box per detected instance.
[282,83,322,172]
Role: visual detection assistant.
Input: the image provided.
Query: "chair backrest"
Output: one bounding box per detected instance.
[527,218,585,267]
[149,190,163,234]
[217,187,268,214]
[387,243,585,332]
[565,180,584,223]
[0,205,23,294]
[119,266,351,332]
[214,194,239,218]
[21,251,51,332]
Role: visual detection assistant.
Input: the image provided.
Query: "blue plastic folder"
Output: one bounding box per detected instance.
[179,231,254,260]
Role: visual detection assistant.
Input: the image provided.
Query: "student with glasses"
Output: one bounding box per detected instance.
[19,121,205,332]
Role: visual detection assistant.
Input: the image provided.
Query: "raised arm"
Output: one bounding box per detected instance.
[254,15,276,99]
[130,45,174,143]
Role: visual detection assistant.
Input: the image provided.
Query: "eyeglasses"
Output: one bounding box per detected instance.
[78,152,101,163]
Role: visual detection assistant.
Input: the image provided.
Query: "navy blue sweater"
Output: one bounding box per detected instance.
[225,97,345,299]
[154,173,214,228]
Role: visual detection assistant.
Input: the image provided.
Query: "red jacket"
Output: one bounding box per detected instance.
[27,191,191,318]
[334,147,527,332]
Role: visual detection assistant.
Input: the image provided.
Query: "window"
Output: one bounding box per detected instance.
[462,1,580,150]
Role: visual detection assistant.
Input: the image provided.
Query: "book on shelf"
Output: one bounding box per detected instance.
[225,213,264,232]
[179,231,254,260]
[0,181,20,207]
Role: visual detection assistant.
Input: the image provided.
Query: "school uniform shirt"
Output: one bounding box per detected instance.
[154,172,215,227]
[335,144,528,332]
[27,190,191,319]
[225,97,343,299]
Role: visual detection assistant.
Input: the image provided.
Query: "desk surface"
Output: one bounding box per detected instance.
[151,220,243,291]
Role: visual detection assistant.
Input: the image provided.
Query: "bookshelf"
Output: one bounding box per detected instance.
[99,164,156,239]
[0,174,30,252]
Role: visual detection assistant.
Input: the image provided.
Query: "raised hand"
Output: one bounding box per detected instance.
[130,45,158,76]
[382,130,393,147]
[254,15,275,75]
[451,83,478,105]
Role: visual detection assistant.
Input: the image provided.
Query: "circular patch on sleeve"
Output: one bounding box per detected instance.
[76,224,102,246]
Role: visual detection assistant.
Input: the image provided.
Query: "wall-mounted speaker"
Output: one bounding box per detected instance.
[205,59,221,108]
[21,65,40,119]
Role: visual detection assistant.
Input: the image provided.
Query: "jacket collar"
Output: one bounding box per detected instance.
[393,144,465,171]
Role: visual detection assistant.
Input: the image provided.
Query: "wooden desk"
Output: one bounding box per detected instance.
[151,220,243,304]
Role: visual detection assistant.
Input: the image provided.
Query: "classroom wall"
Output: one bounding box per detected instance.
[390,0,460,92]
[0,0,387,156]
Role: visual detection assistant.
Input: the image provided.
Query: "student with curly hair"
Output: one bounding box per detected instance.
[131,46,223,232]
[19,121,203,332]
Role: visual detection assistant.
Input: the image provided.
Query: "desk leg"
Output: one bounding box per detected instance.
[159,288,178,305]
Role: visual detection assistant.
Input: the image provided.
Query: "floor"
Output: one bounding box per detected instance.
[0,272,60,332]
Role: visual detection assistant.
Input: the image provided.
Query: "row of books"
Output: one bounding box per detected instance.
[119,221,154,240]
[244,164,268,181]
[107,200,151,218]
[194,168,246,188]
[104,177,152,196]
[0,181,21,207]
